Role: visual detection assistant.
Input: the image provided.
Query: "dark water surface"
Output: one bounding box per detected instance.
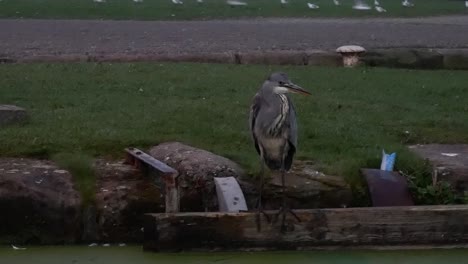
[2,246,468,264]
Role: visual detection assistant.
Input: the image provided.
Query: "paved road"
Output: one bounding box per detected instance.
[1,16,468,58]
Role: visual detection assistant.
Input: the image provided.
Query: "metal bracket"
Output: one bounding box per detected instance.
[125,147,179,213]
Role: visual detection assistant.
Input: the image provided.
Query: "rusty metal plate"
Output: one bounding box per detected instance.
[361,168,414,207]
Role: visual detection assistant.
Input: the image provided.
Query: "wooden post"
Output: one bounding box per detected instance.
[163,171,179,214]
[144,205,468,252]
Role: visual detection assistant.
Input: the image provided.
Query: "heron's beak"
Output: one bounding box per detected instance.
[283,82,311,96]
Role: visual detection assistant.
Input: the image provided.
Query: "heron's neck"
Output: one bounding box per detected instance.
[278,94,289,118]
[268,94,289,135]
[273,86,289,94]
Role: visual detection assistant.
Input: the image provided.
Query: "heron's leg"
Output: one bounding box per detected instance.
[255,161,265,209]
[281,170,301,223]
[255,160,270,232]
[280,169,287,232]
[275,169,301,233]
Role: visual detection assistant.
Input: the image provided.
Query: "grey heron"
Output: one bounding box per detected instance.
[249,72,310,232]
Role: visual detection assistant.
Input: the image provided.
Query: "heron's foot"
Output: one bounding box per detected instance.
[273,207,301,233]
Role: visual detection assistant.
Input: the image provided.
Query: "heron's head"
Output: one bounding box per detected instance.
[267,72,310,96]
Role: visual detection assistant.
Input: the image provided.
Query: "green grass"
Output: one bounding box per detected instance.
[0,0,466,20]
[51,152,96,206]
[1,63,468,204]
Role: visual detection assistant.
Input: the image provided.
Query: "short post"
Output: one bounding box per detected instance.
[163,169,179,213]
[336,45,366,67]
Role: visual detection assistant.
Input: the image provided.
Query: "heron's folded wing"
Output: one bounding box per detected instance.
[283,100,297,170]
[288,101,298,148]
[249,93,262,155]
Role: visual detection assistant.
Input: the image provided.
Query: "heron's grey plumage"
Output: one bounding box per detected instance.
[249,72,309,232]
[249,73,299,171]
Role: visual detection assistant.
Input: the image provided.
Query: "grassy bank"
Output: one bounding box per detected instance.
[0,0,466,20]
[1,62,467,203]
[52,152,96,206]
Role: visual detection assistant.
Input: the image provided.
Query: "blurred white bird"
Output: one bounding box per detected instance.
[11,245,26,250]
[197,0,203,3]
[281,0,288,4]
[374,0,379,5]
[93,0,106,3]
[465,1,468,8]
[172,0,183,4]
[307,2,319,9]
[133,0,143,3]
[333,0,340,5]
[353,0,371,10]
[375,5,386,12]
[402,0,414,7]
[227,0,247,6]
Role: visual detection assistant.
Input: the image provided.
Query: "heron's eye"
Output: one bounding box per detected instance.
[279,81,285,86]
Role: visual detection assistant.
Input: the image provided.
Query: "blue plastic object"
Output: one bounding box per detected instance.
[380,149,396,171]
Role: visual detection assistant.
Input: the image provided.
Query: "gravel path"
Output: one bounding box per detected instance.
[1,16,468,59]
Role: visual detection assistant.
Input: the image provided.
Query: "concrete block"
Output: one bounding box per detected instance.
[0,105,27,126]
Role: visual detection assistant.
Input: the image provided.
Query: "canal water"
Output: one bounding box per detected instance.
[2,246,468,264]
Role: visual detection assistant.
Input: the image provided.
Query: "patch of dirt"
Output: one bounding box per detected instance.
[0,158,81,244]
[94,159,163,243]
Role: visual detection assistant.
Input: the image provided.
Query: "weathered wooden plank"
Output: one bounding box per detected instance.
[125,147,179,213]
[144,205,468,252]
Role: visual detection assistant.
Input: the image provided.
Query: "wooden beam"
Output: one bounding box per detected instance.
[125,147,179,213]
[144,205,468,252]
